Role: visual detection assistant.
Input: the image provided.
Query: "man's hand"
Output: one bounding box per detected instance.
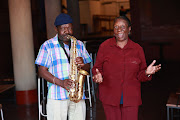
[76,57,84,68]
[146,60,161,76]
[61,79,73,91]
[93,69,103,83]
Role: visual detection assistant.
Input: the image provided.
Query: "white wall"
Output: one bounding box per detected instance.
[79,1,91,24]
[79,1,101,33]
[79,0,130,33]
[101,0,130,16]
[102,3,117,16]
[89,1,101,32]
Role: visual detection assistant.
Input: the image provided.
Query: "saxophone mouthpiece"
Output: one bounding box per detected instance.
[66,35,71,39]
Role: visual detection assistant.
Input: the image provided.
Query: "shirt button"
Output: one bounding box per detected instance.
[121,80,124,83]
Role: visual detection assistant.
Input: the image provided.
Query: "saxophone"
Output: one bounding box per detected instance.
[67,35,89,103]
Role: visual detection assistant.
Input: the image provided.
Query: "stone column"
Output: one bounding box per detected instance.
[67,0,81,39]
[8,0,37,105]
[44,0,61,39]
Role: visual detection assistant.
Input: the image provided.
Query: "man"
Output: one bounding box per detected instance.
[119,6,129,17]
[35,13,92,120]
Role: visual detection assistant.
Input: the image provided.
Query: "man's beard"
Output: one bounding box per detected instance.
[59,34,71,41]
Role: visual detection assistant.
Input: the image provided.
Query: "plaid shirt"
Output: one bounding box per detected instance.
[35,34,92,100]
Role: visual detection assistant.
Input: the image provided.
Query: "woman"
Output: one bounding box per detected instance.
[92,16,161,120]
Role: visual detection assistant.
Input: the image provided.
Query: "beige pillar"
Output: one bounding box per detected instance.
[67,0,81,39]
[8,0,37,105]
[44,0,61,39]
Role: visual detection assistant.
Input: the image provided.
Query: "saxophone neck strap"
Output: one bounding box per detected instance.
[58,37,71,63]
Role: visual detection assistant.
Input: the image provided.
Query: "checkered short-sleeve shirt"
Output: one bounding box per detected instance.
[35,34,92,100]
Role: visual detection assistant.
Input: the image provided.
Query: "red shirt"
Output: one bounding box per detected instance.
[92,37,152,106]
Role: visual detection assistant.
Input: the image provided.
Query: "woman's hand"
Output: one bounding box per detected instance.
[93,69,103,83]
[146,60,161,76]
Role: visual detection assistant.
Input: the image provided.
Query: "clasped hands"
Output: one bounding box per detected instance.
[93,60,161,84]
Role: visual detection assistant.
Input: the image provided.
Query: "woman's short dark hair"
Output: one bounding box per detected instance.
[114,16,131,27]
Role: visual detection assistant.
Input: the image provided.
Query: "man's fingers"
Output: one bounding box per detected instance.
[64,79,73,89]
[76,57,83,64]
[66,82,72,87]
[66,87,70,91]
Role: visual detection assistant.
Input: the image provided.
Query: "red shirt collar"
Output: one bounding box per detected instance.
[110,37,134,49]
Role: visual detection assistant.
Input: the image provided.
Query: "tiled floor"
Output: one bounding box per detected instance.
[1,59,180,120]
